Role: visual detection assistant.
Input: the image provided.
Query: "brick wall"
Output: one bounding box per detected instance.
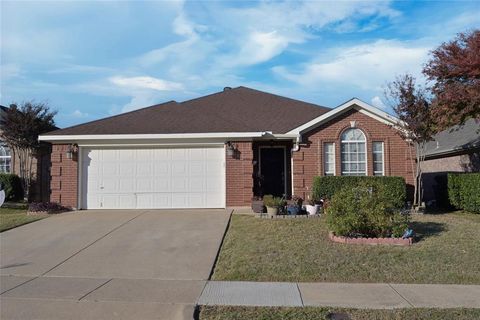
[226,141,254,206]
[50,144,78,208]
[293,109,415,200]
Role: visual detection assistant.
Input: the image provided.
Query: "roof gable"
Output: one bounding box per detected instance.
[286,98,402,135]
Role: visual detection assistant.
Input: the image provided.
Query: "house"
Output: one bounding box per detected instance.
[421,118,480,205]
[0,105,52,202]
[39,87,415,209]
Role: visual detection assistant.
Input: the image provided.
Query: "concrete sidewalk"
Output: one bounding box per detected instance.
[198,281,480,309]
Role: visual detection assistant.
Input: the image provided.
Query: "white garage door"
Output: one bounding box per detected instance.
[81,146,225,209]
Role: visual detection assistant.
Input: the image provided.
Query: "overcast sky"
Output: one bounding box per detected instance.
[1,0,479,128]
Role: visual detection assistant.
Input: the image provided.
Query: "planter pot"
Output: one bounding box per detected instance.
[305,204,319,215]
[266,206,279,217]
[286,205,300,215]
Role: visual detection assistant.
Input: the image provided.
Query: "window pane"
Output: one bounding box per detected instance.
[373,141,383,152]
[341,128,366,141]
[324,142,335,175]
[372,142,384,176]
[358,152,365,161]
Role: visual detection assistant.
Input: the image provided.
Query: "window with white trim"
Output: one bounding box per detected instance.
[341,128,366,176]
[0,143,12,173]
[324,142,335,176]
[372,141,384,176]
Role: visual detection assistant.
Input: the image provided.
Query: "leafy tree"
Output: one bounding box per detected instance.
[0,102,57,199]
[385,74,434,207]
[424,30,480,130]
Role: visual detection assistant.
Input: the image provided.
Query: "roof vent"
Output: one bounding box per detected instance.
[223,86,232,91]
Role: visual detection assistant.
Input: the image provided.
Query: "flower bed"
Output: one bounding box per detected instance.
[328,232,413,246]
[27,202,71,215]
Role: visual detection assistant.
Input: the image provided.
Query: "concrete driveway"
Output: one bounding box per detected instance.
[0,209,231,320]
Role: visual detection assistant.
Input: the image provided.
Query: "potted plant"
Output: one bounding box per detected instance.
[263,195,284,217]
[305,194,321,215]
[287,195,303,215]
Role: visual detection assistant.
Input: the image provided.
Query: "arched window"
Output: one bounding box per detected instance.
[0,143,12,173]
[341,128,366,176]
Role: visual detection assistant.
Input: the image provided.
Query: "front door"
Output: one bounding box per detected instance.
[259,147,286,197]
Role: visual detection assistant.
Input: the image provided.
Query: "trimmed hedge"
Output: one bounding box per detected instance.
[0,173,24,201]
[448,173,480,213]
[312,176,406,209]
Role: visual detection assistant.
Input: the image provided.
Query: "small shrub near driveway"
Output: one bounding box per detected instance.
[0,173,24,201]
[448,173,480,213]
[326,185,409,238]
[312,176,406,208]
[28,202,70,214]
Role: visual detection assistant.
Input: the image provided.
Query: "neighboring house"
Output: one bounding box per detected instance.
[39,87,415,209]
[421,118,480,204]
[0,105,51,202]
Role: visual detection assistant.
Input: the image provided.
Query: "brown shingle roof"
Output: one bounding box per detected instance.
[47,86,330,135]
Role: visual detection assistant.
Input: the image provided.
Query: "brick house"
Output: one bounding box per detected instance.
[39,87,415,209]
[421,118,480,205]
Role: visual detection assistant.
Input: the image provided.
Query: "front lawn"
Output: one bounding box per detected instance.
[199,306,480,320]
[0,207,48,232]
[212,212,480,284]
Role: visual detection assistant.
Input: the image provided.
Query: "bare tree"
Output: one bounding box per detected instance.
[0,102,57,199]
[385,75,434,208]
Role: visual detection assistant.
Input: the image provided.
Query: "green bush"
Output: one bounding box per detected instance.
[263,194,286,208]
[326,185,409,238]
[312,176,406,208]
[448,173,480,213]
[0,173,24,201]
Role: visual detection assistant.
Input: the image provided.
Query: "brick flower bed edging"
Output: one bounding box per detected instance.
[27,209,70,215]
[256,213,322,219]
[328,232,413,246]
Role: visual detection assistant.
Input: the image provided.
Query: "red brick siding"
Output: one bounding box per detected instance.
[226,141,254,206]
[293,109,415,200]
[50,144,78,208]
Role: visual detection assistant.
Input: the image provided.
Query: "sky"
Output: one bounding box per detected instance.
[1,0,479,128]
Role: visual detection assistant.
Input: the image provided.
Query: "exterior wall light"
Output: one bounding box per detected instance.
[66,144,78,160]
[226,142,236,157]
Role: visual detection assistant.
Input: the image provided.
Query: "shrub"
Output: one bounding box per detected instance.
[326,185,409,238]
[0,173,24,201]
[263,195,285,208]
[28,202,69,213]
[448,173,480,213]
[312,176,406,208]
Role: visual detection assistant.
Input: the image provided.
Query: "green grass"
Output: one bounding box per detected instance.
[0,207,48,232]
[212,212,480,284]
[199,306,480,320]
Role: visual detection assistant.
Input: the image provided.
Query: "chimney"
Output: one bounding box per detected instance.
[223,87,232,91]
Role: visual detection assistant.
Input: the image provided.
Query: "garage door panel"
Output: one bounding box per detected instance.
[172,162,187,175]
[172,178,187,192]
[83,147,225,209]
[136,163,152,176]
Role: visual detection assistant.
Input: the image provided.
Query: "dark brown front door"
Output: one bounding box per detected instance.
[260,147,285,197]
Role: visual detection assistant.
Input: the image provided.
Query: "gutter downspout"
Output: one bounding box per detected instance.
[291,134,301,152]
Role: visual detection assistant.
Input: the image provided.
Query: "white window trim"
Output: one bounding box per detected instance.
[373,141,385,176]
[340,129,367,176]
[0,143,12,173]
[323,142,335,176]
